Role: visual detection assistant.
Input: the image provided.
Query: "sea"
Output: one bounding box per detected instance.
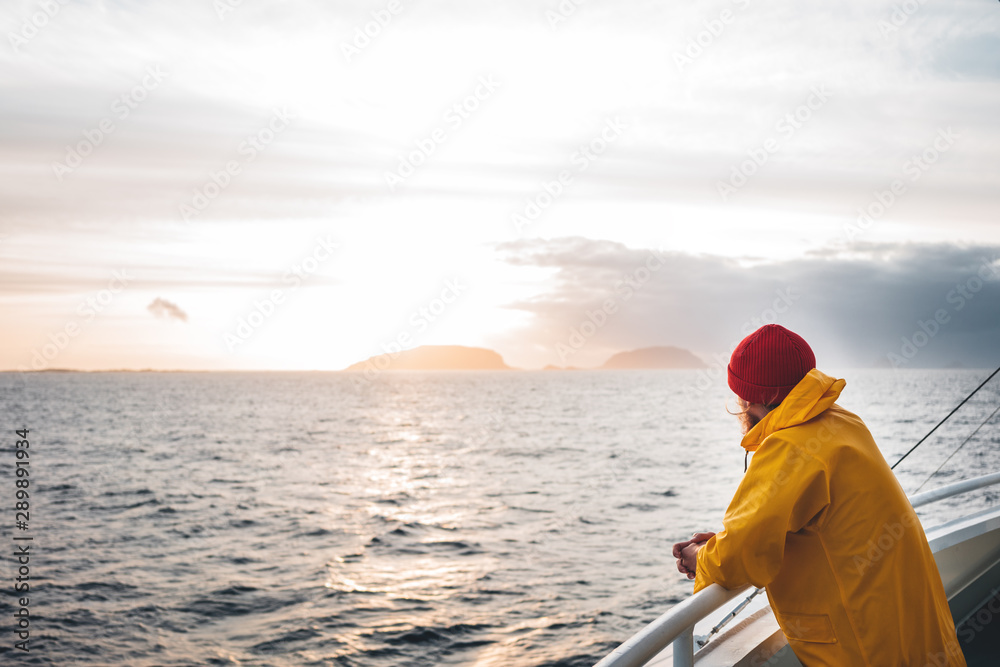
[0,368,998,667]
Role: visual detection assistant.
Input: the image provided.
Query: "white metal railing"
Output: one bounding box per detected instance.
[909,471,1000,508]
[593,471,1000,667]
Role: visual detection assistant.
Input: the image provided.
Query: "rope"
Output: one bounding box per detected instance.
[890,364,1000,471]
[912,402,1000,494]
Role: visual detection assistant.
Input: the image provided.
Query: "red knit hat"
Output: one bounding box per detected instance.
[728,324,815,405]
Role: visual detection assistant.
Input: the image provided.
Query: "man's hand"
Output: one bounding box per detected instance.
[672,532,716,580]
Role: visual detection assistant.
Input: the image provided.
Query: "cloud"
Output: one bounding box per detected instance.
[1,0,997,232]
[3,0,999,372]
[147,298,188,322]
[0,253,334,296]
[494,238,1000,369]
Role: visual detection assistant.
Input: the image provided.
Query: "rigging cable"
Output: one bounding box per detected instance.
[890,364,1000,471]
[913,402,1000,494]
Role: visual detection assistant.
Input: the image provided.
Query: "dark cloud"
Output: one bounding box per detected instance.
[147,298,188,322]
[496,238,1000,369]
[925,22,1000,81]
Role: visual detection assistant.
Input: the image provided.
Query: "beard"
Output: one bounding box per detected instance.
[737,409,761,435]
[735,400,779,435]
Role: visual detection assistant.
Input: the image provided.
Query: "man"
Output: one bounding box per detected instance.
[673,324,965,666]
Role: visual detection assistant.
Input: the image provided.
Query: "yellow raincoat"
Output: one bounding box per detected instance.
[695,369,965,666]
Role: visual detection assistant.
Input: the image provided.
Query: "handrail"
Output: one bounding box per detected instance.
[909,471,1000,508]
[593,583,750,667]
[594,471,1000,667]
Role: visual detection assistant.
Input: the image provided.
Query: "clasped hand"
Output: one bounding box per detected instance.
[672,532,716,580]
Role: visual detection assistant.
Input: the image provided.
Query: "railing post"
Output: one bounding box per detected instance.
[672,625,694,667]
[592,584,748,667]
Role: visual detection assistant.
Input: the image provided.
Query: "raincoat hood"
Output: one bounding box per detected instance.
[740,368,846,452]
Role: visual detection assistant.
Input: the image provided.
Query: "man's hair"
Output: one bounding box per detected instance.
[729,398,781,435]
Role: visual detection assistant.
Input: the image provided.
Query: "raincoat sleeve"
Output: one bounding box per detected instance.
[694,436,831,592]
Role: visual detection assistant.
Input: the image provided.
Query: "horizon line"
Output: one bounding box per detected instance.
[0,365,983,373]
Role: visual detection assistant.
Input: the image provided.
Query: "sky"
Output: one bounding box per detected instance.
[1,0,999,371]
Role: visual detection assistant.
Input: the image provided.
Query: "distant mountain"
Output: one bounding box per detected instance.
[344,345,511,371]
[600,346,706,369]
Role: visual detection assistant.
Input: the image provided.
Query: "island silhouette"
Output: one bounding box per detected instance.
[344,345,512,371]
[342,345,706,371]
[600,346,705,369]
